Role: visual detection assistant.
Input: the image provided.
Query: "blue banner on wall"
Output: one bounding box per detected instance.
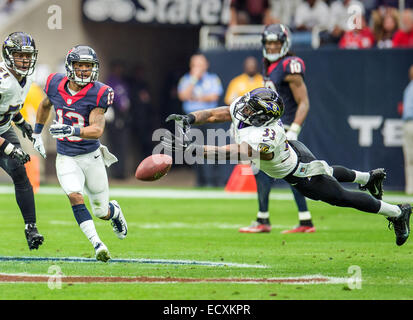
[204,48,413,190]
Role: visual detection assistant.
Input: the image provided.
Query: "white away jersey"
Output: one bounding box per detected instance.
[0,62,33,134]
[229,97,298,179]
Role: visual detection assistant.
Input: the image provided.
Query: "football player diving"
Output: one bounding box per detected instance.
[0,32,44,250]
[162,87,412,247]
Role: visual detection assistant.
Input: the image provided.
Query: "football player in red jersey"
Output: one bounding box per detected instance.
[239,24,315,234]
[33,45,127,262]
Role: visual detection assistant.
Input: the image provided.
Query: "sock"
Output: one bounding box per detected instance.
[377,201,401,217]
[15,184,36,225]
[353,170,370,185]
[257,211,269,219]
[257,211,270,224]
[79,220,102,248]
[72,204,102,247]
[298,211,313,226]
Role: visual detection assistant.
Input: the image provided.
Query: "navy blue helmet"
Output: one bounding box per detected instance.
[2,32,38,76]
[65,45,99,86]
[233,87,284,127]
[262,24,291,62]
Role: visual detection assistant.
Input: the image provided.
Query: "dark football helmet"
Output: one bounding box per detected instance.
[65,45,99,86]
[233,87,284,127]
[262,24,291,62]
[2,32,38,76]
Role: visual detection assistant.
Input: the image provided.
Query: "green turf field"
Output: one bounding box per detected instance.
[0,185,412,300]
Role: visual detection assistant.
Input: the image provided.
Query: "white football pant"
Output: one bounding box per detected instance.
[56,148,109,218]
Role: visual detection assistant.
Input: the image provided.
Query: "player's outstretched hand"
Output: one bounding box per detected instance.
[160,132,198,154]
[32,133,46,159]
[16,120,34,142]
[49,120,76,139]
[165,114,194,133]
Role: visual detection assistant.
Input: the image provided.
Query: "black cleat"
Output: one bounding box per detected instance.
[359,168,386,200]
[24,223,44,250]
[387,204,411,246]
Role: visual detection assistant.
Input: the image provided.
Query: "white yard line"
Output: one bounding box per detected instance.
[0,185,411,202]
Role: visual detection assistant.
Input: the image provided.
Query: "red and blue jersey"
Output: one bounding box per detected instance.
[263,55,305,126]
[44,73,114,156]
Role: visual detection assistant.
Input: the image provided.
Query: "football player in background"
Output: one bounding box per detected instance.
[163,87,411,246]
[0,32,44,250]
[33,45,127,262]
[240,24,315,234]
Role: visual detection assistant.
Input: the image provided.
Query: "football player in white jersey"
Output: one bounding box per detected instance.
[0,32,44,249]
[163,87,412,247]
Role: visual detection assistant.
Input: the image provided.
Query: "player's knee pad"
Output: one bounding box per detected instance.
[91,201,109,219]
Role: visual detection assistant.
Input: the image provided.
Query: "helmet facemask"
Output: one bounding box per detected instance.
[2,40,37,76]
[262,24,291,62]
[65,46,99,86]
[66,60,99,86]
[233,92,282,127]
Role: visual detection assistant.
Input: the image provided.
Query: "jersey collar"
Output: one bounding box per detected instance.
[58,76,93,106]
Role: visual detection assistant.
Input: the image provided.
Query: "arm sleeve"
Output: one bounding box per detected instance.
[96,86,114,111]
[283,57,306,77]
[44,73,57,96]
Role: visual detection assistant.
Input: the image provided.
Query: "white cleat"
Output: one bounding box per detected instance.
[110,200,128,239]
[94,242,110,262]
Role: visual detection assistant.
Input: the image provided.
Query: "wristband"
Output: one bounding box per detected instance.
[73,127,81,137]
[13,113,24,124]
[290,123,302,135]
[34,123,44,134]
[187,113,196,124]
[0,140,14,155]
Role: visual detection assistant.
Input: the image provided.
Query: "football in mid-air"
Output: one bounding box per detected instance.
[135,154,173,181]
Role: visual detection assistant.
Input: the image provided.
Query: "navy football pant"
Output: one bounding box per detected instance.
[0,128,36,224]
[255,170,308,213]
[284,141,381,213]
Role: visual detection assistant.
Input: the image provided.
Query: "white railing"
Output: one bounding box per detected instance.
[200,25,265,51]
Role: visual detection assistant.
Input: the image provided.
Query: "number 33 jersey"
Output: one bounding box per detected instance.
[44,73,114,156]
[0,62,34,134]
[229,98,298,179]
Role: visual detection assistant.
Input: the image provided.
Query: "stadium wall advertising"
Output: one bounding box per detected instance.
[82,0,230,25]
[204,48,413,190]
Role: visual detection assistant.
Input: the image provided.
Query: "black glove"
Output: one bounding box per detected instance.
[16,120,34,142]
[10,145,30,164]
[160,131,201,155]
[165,114,195,134]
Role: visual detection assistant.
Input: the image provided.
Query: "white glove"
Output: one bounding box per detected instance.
[285,129,298,141]
[32,133,46,159]
[49,120,76,139]
[285,123,301,141]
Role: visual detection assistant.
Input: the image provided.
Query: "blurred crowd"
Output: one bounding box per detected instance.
[230,0,413,49]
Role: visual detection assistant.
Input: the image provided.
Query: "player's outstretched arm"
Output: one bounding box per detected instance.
[203,142,273,162]
[191,106,232,125]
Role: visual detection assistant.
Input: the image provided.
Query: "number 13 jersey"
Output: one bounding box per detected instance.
[44,73,114,156]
